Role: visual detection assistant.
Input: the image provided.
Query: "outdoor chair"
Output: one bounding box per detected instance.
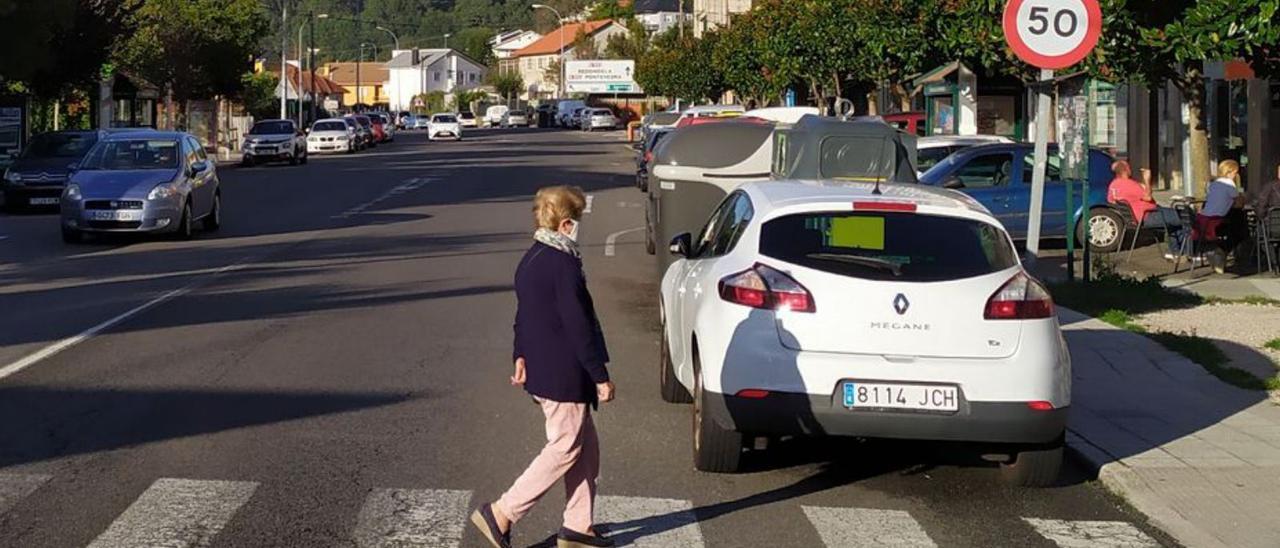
[1259,207,1280,276]
[1172,200,1208,274]
[1113,200,1169,264]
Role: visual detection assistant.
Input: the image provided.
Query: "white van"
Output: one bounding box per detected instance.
[556,100,586,127]
[484,105,510,127]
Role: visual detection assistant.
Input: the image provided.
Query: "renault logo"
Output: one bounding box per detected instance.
[893,294,910,315]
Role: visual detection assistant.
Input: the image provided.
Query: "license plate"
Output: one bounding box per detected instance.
[29,197,59,205]
[841,382,959,412]
[86,210,143,221]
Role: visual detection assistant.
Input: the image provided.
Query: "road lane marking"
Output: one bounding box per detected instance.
[88,478,257,548]
[0,260,248,381]
[1023,518,1159,548]
[353,488,472,548]
[333,177,432,219]
[605,227,645,257]
[803,506,936,547]
[584,194,594,214]
[0,473,52,516]
[595,495,704,548]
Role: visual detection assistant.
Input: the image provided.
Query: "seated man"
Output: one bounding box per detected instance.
[1198,160,1249,273]
[1107,160,1183,258]
[1254,163,1280,215]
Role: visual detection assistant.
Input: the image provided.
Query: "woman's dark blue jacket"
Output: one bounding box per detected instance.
[513,242,610,405]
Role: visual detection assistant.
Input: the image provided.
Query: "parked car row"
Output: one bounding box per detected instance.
[627,106,1126,486]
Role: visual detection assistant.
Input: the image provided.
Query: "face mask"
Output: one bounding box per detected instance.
[565,219,580,242]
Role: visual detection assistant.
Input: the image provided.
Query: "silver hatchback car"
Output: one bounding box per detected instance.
[60,131,221,243]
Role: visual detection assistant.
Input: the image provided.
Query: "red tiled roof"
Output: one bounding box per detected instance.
[513,20,614,57]
[285,64,347,95]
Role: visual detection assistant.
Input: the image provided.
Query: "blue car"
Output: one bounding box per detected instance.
[919,143,1124,251]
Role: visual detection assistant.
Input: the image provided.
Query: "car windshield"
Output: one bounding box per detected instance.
[81,139,181,171]
[314,121,347,132]
[250,121,295,135]
[460,112,475,119]
[760,211,1017,282]
[433,115,458,123]
[22,133,97,159]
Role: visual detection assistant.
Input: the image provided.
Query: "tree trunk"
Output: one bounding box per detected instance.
[867,91,879,116]
[894,83,912,112]
[1147,83,1162,190]
[1181,61,1212,199]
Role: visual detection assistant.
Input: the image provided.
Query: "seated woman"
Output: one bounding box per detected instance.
[1106,160,1183,258]
[1198,160,1249,273]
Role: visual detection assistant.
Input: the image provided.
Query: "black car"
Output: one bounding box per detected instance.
[2,130,106,211]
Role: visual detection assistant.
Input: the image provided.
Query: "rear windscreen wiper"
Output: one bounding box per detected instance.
[805,254,903,277]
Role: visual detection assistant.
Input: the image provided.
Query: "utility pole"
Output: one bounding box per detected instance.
[309,12,317,124]
[356,44,363,109]
[279,3,287,119]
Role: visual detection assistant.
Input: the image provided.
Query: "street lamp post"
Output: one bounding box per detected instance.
[443,33,451,49]
[532,4,565,98]
[310,13,329,124]
[280,4,288,119]
[375,26,399,51]
[357,42,377,110]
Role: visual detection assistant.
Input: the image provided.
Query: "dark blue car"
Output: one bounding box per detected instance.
[919,143,1123,251]
[2,130,107,211]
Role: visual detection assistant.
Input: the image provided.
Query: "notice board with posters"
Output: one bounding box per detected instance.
[1056,77,1090,182]
[0,96,28,171]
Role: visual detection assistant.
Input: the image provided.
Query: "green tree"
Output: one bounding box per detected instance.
[239,71,279,120]
[637,33,724,103]
[0,0,135,96]
[489,70,525,101]
[589,0,633,20]
[711,12,787,106]
[114,0,268,110]
[454,26,497,66]
[603,18,649,60]
[451,88,487,112]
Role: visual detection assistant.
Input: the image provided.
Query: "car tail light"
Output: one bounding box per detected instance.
[984,272,1054,320]
[853,201,917,213]
[1027,401,1055,411]
[719,264,815,313]
[735,389,770,399]
[644,150,654,164]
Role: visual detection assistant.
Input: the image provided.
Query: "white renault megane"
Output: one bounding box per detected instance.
[659,180,1071,486]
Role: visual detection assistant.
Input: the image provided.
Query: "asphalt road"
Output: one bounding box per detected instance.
[0,129,1179,547]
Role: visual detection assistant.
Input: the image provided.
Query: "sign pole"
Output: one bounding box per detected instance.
[1025,68,1053,268]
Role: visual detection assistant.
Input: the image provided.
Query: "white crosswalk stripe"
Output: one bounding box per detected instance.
[0,473,52,516]
[803,506,937,548]
[352,488,473,548]
[1024,518,1161,548]
[86,478,258,548]
[595,495,705,547]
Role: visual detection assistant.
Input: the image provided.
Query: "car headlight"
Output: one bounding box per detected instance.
[63,183,81,200]
[147,182,180,201]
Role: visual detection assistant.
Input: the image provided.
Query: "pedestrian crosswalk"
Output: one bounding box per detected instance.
[0,472,1164,547]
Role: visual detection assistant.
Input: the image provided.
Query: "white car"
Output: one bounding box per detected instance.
[307,119,356,154]
[916,135,1015,174]
[659,180,1070,486]
[242,119,307,166]
[582,108,618,131]
[501,111,530,128]
[413,116,431,130]
[484,105,509,127]
[427,113,463,141]
[458,112,479,128]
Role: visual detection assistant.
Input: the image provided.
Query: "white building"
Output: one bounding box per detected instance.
[692,0,752,37]
[634,0,690,36]
[385,49,488,112]
[491,30,542,60]
[506,20,629,99]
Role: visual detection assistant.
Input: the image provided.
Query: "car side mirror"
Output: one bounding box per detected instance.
[942,177,965,190]
[669,233,693,258]
[190,160,208,175]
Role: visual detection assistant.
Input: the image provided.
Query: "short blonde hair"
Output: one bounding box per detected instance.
[533,185,587,230]
[1218,160,1240,177]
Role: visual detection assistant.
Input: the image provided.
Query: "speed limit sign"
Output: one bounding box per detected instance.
[1003,0,1102,69]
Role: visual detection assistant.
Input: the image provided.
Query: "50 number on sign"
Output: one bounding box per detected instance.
[1003,0,1102,70]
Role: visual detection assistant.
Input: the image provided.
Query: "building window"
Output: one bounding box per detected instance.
[434,71,441,82]
[470,73,478,83]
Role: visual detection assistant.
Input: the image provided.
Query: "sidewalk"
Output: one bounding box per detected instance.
[1061,307,1280,548]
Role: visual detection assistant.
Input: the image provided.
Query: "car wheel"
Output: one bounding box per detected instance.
[61,226,82,244]
[203,192,221,232]
[174,202,194,240]
[289,153,299,166]
[1077,208,1124,253]
[301,150,308,164]
[999,434,1064,487]
[692,352,744,473]
[660,328,693,404]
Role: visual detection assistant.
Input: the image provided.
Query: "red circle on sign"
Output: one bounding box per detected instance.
[1003,0,1102,70]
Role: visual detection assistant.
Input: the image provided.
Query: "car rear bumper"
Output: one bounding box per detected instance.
[704,390,1067,444]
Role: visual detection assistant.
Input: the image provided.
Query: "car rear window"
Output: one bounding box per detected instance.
[760,212,1017,282]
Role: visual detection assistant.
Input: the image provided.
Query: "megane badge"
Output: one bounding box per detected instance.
[893,294,910,315]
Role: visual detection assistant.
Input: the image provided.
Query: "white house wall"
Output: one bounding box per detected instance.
[387,54,489,111]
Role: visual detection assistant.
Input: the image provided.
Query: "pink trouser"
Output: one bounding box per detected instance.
[495,398,599,534]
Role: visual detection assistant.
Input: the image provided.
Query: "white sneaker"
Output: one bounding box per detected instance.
[1163,253,1177,261]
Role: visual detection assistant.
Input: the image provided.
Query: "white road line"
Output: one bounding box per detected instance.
[332,177,431,219]
[0,260,249,382]
[353,488,472,548]
[0,235,9,242]
[1023,518,1160,548]
[585,194,594,214]
[87,478,257,548]
[604,227,645,257]
[595,495,704,548]
[803,506,936,548]
[0,473,52,516]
